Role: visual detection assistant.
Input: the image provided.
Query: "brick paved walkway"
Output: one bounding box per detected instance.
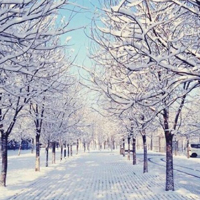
[5,151,200,200]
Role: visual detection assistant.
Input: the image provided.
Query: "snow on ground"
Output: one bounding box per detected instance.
[0,148,200,200]
[0,148,79,199]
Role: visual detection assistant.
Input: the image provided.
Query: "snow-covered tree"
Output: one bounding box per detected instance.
[87,0,200,191]
[0,0,79,187]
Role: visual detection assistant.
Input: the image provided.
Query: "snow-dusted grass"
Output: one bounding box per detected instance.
[0,147,79,199]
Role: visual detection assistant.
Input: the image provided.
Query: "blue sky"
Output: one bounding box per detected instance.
[61,0,102,67]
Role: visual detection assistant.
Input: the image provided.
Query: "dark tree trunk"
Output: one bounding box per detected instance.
[52,142,56,164]
[35,135,40,171]
[60,144,63,161]
[0,132,8,187]
[186,139,190,159]
[122,138,125,157]
[142,135,148,173]
[127,136,130,160]
[67,144,70,157]
[45,140,49,167]
[132,137,136,165]
[120,144,122,155]
[83,142,86,152]
[164,108,174,191]
[150,136,153,151]
[99,143,102,150]
[112,140,115,150]
[76,139,79,155]
[70,144,72,156]
[165,133,174,191]
[64,142,66,158]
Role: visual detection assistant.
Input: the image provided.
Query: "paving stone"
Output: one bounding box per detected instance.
[5,151,200,200]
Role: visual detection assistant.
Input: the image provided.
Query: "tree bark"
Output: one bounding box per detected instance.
[67,144,70,157]
[112,140,115,150]
[164,108,174,191]
[76,139,79,154]
[64,142,66,158]
[87,143,90,152]
[0,132,8,187]
[60,144,63,161]
[35,135,40,171]
[122,138,125,157]
[165,133,174,191]
[94,141,96,150]
[83,142,86,152]
[174,140,178,156]
[150,136,153,151]
[31,138,34,153]
[52,142,56,164]
[120,144,122,155]
[186,139,190,159]
[132,137,136,165]
[127,136,130,160]
[18,140,22,156]
[45,140,49,167]
[142,135,148,173]
[70,144,72,156]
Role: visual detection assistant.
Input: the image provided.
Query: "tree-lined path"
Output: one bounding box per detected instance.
[4,151,199,200]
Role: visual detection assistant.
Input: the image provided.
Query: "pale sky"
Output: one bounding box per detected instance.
[61,0,102,66]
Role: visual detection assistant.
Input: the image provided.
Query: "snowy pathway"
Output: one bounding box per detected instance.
[2,150,200,200]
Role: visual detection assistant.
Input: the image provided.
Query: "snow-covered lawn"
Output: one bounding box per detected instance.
[0,148,200,200]
[0,148,80,199]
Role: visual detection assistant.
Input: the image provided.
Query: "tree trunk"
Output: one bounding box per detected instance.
[99,143,102,150]
[76,139,79,155]
[94,141,96,150]
[87,143,90,152]
[150,136,153,151]
[35,135,40,171]
[122,138,125,157]
[142,135,148,173]
[64,142,66,158]
[52,142,56,164]
[186,139,190,159]
[70,144,72,156]
[132,137,136,165]
[174,140,178,156]
[164,108,174,191]
[112,140,115,150]
[127,136,130,160]
[165,134,174,191]
[18,140,22,156]
[67,144,70,157]
[45,140,49,167]
[0,132,8,187]
[83,142,86,152]
[31,138,34,154]
[120,144,122,155]
[60,144,63,161]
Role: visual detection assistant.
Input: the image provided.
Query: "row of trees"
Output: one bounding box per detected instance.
[0,0,88,187]
[84,0,200,191]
